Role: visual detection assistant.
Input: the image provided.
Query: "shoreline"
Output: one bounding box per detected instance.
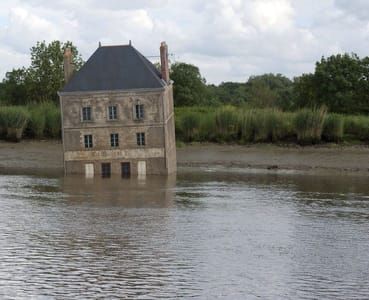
[1,140,369,176]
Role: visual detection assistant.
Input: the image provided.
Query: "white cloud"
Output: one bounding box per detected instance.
[0,0,369,83]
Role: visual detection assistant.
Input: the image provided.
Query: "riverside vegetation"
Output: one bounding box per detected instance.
[0,103,60,141]
[175,106,369,145]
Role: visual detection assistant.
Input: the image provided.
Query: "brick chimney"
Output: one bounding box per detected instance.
[63,47,74,83]
[160,41,170,83]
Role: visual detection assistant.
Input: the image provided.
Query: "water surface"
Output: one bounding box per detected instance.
[1,169,369,299]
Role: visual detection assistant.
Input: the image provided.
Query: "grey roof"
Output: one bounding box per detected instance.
[61,45,166,93]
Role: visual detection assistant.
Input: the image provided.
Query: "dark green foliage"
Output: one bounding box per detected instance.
[170,63,210,106]
[208,82,247,105]
[245,74,294,110]
[294,53,369,114]
[0,68,29,105]
[322,114,344,142]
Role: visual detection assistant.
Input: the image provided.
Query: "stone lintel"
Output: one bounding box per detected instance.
[65,148,165,161]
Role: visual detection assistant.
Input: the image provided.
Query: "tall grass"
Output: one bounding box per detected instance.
[239,109,293,143]
[0,106,30,141]
[0,102,61,141]
[28,107,46,138]
[294,106,327,144]
[43,102,61,138]
[214,106,239,141]
[26,102,61,139]
[322,114,344,142]
[179,111,201,142]
[344,115,369,141]
[174,105,358,145]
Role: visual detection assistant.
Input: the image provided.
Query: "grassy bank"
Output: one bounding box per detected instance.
[175,106,369,145]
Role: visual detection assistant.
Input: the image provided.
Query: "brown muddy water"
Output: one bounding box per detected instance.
[1,168,369,299]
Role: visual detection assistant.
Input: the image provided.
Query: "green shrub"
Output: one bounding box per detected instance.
[323,114,344,142]
[294,106,327,144]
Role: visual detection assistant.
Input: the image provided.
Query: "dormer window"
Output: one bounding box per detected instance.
[82,107,91,121]
[108,105,117,120]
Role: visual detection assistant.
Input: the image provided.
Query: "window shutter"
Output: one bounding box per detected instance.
[132,103,136,120]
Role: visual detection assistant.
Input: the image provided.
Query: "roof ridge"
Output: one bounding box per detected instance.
[131,46,166,88]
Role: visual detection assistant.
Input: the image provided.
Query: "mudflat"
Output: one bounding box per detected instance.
[1,140,369,175]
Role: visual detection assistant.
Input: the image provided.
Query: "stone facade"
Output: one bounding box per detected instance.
[59,86,176,176]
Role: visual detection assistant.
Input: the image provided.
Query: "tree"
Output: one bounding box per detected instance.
[245,73,294,110]
[27,40,84,103]
[0,68,29,105]
[0,40,83,105]
[294,53,369,114]
[170,62,209,106]
[208,82,247,105]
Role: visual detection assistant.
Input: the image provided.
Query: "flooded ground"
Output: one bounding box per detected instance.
[1,168,369,298]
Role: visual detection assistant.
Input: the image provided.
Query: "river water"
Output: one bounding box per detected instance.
[0,168,369,299]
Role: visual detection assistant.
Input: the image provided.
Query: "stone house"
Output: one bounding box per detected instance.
[58,42,176,177]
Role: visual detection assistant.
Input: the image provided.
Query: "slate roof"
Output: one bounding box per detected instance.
[61,45,166,93]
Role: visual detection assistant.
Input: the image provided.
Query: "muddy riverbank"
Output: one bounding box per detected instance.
[1,140,369,175]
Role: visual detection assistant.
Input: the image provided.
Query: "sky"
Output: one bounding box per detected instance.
[0,0,369,84]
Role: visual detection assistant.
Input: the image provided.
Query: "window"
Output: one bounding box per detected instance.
[82,107,92,121]
[101,163,111,178]
[136,132,145,146]
[135,104,144,120]
[121,162,131,178]
[84,134,93,148]
[108,105,117,120]
[110,133,119,147]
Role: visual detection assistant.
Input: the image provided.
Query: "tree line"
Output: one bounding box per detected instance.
[1,40,369,115]
[171,53,369,115]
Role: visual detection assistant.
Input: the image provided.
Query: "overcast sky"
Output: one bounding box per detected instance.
[0,0,368,84]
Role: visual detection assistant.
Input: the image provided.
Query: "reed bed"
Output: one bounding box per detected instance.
[344,115,369,141]
[322,113,344,142]
[0,106,30,141]
[0,102,61,141]
[293,107,327,144]
[175,105,366,145]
